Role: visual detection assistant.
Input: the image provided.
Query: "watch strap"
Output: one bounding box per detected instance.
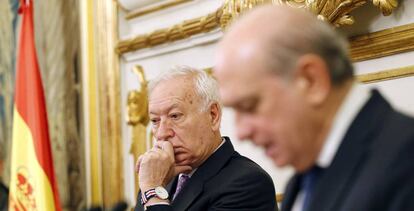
[141,189,157,205]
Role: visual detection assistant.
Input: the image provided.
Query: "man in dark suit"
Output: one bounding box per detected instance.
[135,66,277,211]
[214,5,414,211]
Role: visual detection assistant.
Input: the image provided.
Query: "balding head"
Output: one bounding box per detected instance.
[218,5,353,84]
[214,5,355,171]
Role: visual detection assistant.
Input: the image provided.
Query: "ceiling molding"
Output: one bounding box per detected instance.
[121,29,222,62]
[125,0,193,20]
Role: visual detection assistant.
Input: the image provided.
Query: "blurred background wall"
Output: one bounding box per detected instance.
[0,0,85,210]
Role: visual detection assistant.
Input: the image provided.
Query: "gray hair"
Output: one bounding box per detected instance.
[264,9,353,84]
[149,65,221,111]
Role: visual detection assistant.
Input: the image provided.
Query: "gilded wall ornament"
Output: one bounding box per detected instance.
[127,65,151,195]
[221,0,399,28]
[117,0,399,54]
[127,65,149,126]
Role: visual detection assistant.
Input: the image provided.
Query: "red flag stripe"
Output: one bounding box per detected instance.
[14,1,61,210]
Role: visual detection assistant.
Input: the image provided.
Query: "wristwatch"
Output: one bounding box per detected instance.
[141,186,169,205]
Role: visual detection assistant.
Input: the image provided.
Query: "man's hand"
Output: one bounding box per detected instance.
[136,141,192,193]
[137,141,175,192]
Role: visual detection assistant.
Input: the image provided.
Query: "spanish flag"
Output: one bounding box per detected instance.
[9,0,61,210]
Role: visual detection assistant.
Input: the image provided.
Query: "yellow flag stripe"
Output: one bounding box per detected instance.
[9,107,56,211]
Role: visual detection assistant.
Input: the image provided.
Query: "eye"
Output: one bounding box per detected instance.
[169,113,183,120]
[238,98,259,113]
[150,118,160,126]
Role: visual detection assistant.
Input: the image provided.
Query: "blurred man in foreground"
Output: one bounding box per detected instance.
[214,5,414,211]
[135,66,277,211]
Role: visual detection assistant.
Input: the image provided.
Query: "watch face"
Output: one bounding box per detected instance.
[155,187,169,199]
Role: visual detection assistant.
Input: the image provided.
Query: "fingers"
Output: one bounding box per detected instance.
[153,141,163,150]
[136,140,175,176]
[138,144,177,189]
[158,141,174,158]
[135,147,164,174]
[135,155,144,174]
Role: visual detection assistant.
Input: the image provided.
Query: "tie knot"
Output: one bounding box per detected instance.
[178,174,190,185]
[301,166,323,190]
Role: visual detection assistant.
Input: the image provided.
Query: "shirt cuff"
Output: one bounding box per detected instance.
[145,202,170,210]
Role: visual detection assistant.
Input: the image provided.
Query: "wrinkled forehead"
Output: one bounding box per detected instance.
[149,77,201,108]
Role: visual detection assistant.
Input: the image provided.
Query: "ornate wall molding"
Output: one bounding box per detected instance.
[116,0,398,54]
[356,65,414,83]
[81,0,123,207]
[94,0,124,207]
[205,64,414,83]
[126,0,193,20]
[350,23,414,62]
[116,7,223,54]
[276,193,283,203]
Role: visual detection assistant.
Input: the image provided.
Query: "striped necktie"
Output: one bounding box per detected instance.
[173,174,190,201]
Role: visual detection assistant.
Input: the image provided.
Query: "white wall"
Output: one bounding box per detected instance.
[118,0,414,205]
[352,0,414,117]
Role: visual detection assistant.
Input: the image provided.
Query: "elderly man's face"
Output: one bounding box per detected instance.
[149,76,217,169]
[214,43,318,171]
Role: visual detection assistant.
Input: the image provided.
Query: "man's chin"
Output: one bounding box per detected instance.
[175,162,192,168]
[174,164,193,174]
[273,157,289,168]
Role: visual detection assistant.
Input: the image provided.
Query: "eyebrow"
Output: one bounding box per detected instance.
[149,103,180,115]
[234,95,258,110]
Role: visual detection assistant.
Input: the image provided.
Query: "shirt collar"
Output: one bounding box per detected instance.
[316,83,371,168]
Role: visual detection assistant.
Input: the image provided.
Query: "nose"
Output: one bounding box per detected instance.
[155,119,175,141]
[235,113,254,141]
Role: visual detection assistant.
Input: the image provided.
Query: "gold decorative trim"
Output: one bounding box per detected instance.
[84,1,103,206]
[126,65,150,199]
[116,8,223,54]
[116,0,398,54]
[206,64,414,84]
[276,193,283,203]
[357,65,414,83]
[350,23,414,62]
[114,0,129,12]
[81,0,124,206]
[126,0,193,20]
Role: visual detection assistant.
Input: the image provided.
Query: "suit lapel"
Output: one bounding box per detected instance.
[172,137,235,210]
[308,90,391,211]
[171,178,204,210]
[167,176,178,201]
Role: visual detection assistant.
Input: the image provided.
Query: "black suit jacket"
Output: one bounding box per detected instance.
[282,90,414,211]
[135,137,277,211]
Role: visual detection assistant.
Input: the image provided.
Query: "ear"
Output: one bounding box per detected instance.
[293,54,331,106]
[209,102,222,131]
